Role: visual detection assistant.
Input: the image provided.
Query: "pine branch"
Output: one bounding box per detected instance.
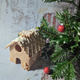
[50,45,70,63]
[40,27,56,37]
[52,56,77,80]
[37,2,80,79]
[65,56,77,80]
[42,0,79,9]
[38,17,59,39]
[52,60,69,79]
[61,0,78,8]
[51,52,80,80]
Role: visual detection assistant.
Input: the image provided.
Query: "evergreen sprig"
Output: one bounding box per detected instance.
[37,17,58,40]
[36,0,80,80]
[50,45,70,63]
[42,0,79,8]
[36,8,80,80]
[52,60,76,80]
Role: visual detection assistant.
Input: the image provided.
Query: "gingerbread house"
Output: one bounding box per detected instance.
[5,28,45,71]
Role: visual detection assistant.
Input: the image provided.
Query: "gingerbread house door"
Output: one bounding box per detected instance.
[16,58,21,64]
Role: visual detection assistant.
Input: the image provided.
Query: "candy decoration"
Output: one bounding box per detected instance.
[44,67,50,74]
[58,25,65,32]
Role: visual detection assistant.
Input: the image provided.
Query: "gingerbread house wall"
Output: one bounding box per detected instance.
[10,42,30,66]
[9,40,43,70]
[29,50,42,67]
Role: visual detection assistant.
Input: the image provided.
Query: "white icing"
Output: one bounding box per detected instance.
[27,38,30,43]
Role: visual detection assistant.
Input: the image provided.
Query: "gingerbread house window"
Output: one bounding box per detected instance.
[15,45,22,52]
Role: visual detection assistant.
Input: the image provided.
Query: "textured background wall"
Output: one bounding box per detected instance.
[0,0,79,48]
[0,0,79,80]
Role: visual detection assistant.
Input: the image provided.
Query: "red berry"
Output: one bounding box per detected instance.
[44,67,50,74]
[58,25,65,32]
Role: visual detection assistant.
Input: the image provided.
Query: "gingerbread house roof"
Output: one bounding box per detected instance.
[5,28,45,58]
[5,28,45,50]
[5,28,39,49]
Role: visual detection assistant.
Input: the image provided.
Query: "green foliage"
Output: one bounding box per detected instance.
[41,43,54,59]
[42,0,56,3]
[37,7,80,80]
[56,8,79,37]
[50,34,73,44]
[50,45,70,63]
[51,60,76,80]
[38,17,58,40]
[37,0,80,80]
[42,0,79,9]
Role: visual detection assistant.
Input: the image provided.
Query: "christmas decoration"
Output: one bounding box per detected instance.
[37,0,80,79]
[44,67,50,74]
[5,29,45,71]
[58,25,65,32]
